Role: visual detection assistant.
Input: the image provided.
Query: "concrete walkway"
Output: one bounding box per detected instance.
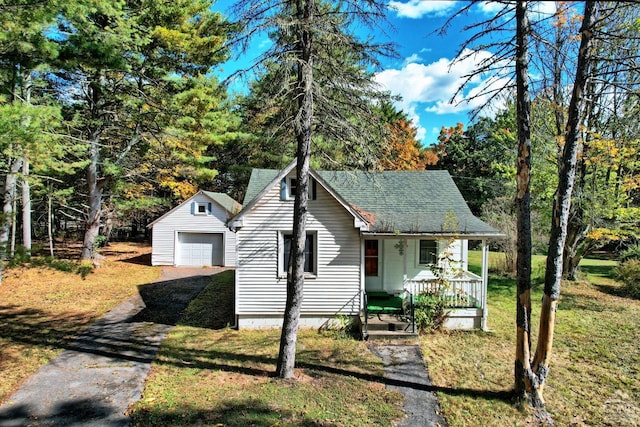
[370,344,447,427]
[0,268,219,427]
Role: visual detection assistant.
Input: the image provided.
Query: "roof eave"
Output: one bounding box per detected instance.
[362,231,506,239]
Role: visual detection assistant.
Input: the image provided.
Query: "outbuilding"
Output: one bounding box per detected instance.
[149,191,241,267]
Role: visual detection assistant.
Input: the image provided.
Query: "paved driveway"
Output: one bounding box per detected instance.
[0,267,222,427]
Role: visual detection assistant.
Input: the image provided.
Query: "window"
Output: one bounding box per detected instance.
[365,240,379,276]
[281,177,317,200]
[193,202,210,216]
[419,240,437,265]
[282,232,316,275]
[289,178,298,198]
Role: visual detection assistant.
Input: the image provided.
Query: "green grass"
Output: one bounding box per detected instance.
[129,270,404,427]
[421,251,640,426]
[131,253,640,426]
[0,243,159,403]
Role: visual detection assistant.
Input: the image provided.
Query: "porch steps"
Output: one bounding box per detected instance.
[362,314,419,341]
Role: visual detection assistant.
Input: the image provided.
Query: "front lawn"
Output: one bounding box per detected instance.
[421,252,639,426]
[4,245,637,426]
[0,243,160,403]
[128,270,404,426]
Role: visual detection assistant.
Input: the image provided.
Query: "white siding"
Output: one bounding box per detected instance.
[236,173,361,320]
[151,193,237,267]
[377,238,469,293]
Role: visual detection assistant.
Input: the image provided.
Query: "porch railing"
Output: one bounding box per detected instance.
[403,271,483,309]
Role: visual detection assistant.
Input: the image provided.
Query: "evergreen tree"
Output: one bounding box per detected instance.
[49,0,232,259]
[230,0,394,379]
[0,0,62,282]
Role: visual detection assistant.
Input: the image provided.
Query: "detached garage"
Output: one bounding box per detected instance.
[149,191,241,267]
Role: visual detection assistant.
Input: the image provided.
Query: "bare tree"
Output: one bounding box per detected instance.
[513,0,534,403]
[444,0,605,411]
[528,0,598,406]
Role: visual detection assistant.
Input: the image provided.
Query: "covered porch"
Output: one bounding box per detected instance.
[361,235,490,336]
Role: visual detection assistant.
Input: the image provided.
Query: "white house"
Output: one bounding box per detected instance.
[149,191,241,267]
[229,162,503,331]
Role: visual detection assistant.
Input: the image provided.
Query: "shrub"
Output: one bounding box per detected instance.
[615,259,640,299]
[320,315,360,340]
[620,243,640,263]
[413,292,448,333]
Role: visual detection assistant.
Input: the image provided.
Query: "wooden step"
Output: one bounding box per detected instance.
[364,330,419,341]
[361,314,418,340]
[366,320,413,332]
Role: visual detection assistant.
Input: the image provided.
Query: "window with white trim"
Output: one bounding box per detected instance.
[193,201,210,215]
[280,231,317,276]
[418,240,437,265]
[280,177,317,201]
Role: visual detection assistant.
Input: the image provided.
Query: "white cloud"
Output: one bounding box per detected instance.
[478,1,557,18]
[476,1,504,15]
[530,1,558,18]
[375,48,501,113]
[374,48,511,138]
[403,53,423,65]
[388,0,460,19]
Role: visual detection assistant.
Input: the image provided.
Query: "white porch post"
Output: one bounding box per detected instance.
[402,238,407,283]
[481,239,489,330]
[360,237,365,310]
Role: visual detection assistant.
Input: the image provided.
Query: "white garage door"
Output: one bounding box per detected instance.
[177,233,223,266]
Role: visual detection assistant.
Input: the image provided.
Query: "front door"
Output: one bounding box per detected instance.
[364,239,382,291]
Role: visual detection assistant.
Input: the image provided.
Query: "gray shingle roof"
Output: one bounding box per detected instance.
[242,167,501,236]
[202,191,242,214]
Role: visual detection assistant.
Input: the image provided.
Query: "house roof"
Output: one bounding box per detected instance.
[148,190,241,228]
[202,191,242,215]
[239,164,502,237]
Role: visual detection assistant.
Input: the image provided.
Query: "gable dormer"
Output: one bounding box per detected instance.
[280,175,317,201]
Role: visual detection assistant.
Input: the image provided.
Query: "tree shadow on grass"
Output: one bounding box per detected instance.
[0,271,233,384]
[130,398,330,427]
[151,334,514,405]
[593,283,638,300]
[579,263,617,279]
[558,290,626,312]
[120,252,152,266]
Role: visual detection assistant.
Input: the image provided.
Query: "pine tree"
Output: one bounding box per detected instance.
[230,0,394,379]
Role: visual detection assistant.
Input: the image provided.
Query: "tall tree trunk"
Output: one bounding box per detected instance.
[562,213,589,280]
[10,193,16,257]
[531,0,597,406]
[276,0,314,380]
[21,69,32,253]
[0,156,24,284]
[48,190,54,257]
[81,137,104,260]
[22,159,31,253]
[81,69,107,261]
[514,0,535,402]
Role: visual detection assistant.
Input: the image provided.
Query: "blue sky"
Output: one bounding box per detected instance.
[212,1,556,146]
